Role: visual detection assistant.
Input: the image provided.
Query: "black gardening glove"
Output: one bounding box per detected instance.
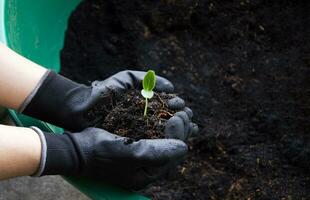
[20,70,174,131]
[31,127,187,190]
[164,96,199,142]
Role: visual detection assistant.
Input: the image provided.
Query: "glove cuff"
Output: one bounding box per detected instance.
[18,70,50,113]
[30,126,47,177]
[31,128,80,176]
[21,70,82,128]
[43,132,80,176]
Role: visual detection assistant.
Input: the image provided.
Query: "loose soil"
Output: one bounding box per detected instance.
[89,90,176,140]
[61,0,310,199]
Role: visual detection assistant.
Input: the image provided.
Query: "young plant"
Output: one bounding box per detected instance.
[141,70,156,117]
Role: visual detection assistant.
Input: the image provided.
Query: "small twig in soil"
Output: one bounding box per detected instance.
[155,93,166,108]
[106,88,116,108]
[157,110,174,118]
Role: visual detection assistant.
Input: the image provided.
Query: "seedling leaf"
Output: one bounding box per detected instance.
[141,70,157,117]
[142,70,156,92]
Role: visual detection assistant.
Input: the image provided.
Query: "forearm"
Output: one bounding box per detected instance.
[0,125,41,179]
[0,43,47,110]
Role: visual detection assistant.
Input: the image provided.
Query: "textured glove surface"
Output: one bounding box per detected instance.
[43,128,187,189]
[164,97,199,141]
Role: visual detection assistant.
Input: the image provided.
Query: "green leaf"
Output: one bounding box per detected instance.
[142,70,156,92]
[141,89,154,99]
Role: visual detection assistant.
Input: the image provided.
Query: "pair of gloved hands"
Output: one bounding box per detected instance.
[21,70,198,189]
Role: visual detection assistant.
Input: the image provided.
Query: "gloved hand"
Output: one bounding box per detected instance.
[31,127,187,190]
[20,70,198,138]
[20,70,174,131]
[165,97,199,142]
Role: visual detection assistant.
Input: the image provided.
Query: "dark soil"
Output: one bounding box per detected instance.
[61,0,310,199]
[92,90,175,140]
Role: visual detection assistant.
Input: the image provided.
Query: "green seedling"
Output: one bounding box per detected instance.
[141,70,157,117]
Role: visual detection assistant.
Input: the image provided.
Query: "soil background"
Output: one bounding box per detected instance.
[61,0,310,199]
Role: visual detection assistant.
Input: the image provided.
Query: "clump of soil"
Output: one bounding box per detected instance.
[61,0,310,199]
[95,90,176,140]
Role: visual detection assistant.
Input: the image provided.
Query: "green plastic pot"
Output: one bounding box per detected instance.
[0,0,148,199]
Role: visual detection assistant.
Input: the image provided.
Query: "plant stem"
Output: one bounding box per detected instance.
[144,98,148,117]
